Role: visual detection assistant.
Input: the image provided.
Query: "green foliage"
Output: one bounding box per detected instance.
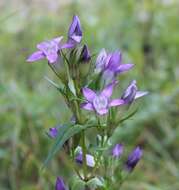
[43,123,95,168]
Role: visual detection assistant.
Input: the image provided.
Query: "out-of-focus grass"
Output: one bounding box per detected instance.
[0,0,179,189]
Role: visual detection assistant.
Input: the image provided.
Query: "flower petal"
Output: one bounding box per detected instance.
[37,42,50,51]
[96,108,108,115]
[76,152,95,168]
[47,53,58,64]
[81,103,94,111]
[52,36,63,45]
[112,144,124,158]
[95,48,108,73]
[101,80,118,98]
[82,87,96,102]
[61,42,75,49]
[70,35,82,43]
[80,44,91,62]
[26,51,45,62]
[135,91,148,99]
[117,63,134,73]
[107,51,122,71]
[68,15,82,44]
[86,154,95,167]
[109,99,125,107]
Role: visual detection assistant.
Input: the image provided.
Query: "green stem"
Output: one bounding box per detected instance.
[48,62,62,80]
[82,130,87,180]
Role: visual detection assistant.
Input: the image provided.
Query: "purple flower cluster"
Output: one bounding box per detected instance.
[81,79,148,115]
[112,144,143,171]
[27,15,148,188]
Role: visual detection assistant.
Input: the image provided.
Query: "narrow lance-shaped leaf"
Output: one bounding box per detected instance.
[42,123,95,168]
[44,76,65,96]
[118,107,138,124]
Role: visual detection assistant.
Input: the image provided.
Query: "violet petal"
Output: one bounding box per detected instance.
[112,144,124,158]
[135,91,149,99]
[82,87,96,102]
[81,102,94,111]
[101,80,118,98]
[109,99,125,107]
[27,51,45,62]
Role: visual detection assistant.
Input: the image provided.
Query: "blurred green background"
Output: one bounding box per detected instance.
[0,0,179,189]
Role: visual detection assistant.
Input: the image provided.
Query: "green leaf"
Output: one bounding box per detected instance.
[71,178,85,190]
[42,123,94,169]
[44,76,65,95]
[87,177,104,189]
[68,78,76,96]
[119,107,138,124]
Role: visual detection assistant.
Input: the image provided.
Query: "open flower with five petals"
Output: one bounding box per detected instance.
[81,81,124,115]
[95,50,134,81]
[27,37,63,64]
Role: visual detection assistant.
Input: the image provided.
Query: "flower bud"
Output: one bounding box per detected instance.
[48,127,58,138]
[121,80,137,104]
[112,144,124,158]
[75,147,95,167]
[80,44,91,62]
[125,146,143,172]
[55,177,67,190]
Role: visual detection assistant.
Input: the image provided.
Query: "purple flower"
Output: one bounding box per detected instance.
[75,149,95,168]
[55,177,67,190]
[81,81,124,115]
[48,127,58,138]
[27,37,63,64]
[112,144,124,158]
[121,80,148,104]
[62,15,82,48]
[125,146,143,172]
[95,50,134,80]
[80,44,91,62]
[95,49,108,73]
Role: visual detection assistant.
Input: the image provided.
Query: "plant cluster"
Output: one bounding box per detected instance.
[27,15,148,190]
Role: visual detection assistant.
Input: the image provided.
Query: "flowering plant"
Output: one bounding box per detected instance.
[27,15,148,190]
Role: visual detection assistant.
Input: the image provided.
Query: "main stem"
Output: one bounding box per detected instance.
[61,50,89,185]
[82,130,87,180]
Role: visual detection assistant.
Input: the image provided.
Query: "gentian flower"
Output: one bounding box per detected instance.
[125,146,143,172]
[62,15,82,48]
[75,149,95,168]
[81,81,124,115]
[112,144,124,158]
[55,176,67,190]
[27,37,63,64]
[80,44,91,62]
[48,127,58,138]
[95,50,134,81]
[121,80,148,104]
[95,48,108,73]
